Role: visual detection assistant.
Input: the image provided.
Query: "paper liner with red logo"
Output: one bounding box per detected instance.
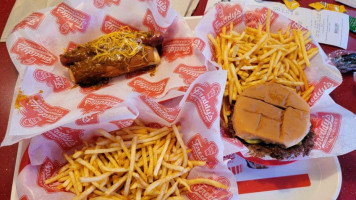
[109,119,135,129]
[311,112,341,153]
[75,94,124,125]
[194,2,356,165]
[33,69,72,93]
[12,12,44,33]
[93,0,121,9]
[10,38,58,66]
[186,82,221,129]
[101,15,139,34]
[162,38,205,63]
[65,41,77,51]
[19,94,70,128]
[128,77,169,98]
[188,133,219,169]
[156,0,170,17]
[173,64,207,85]
[51,3,91,35]
[3,0,214,146]
[36,157,63,193]
[42,127,84,151]
[16,164,75,200]
[15,70,238,199]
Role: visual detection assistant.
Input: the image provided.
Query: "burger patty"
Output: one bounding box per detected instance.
[227,116,315,160]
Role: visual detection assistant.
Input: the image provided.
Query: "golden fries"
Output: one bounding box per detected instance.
[45,122,227,199]
[208,16,319,124]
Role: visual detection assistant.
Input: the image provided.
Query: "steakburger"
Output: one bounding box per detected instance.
[229,82,315,160]
[60,27,163,87]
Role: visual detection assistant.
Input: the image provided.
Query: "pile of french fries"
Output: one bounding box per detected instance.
[208,10,318,124]
[45,121,227,200]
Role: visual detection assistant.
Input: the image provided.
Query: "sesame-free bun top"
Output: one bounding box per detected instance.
[231,83,311,148]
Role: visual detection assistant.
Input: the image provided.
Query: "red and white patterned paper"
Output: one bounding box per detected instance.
[16,70,239,200]
[194,2,356,164]
[3,0,211,145]
[12,12,44,33]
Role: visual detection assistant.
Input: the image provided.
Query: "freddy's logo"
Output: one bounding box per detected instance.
[156,0,170,17]
[174,64,207,85]
[12,12,44,32]
[163,38,198,62]
[187,176,232,200]
[66,41,77,51]
[193,37,206,52]
[11,38,57,66]
[143,9,168,33]
[37,158,62,193]
[110,119,135,129]
[289,20,307,32]
[128,77,169,97]
[139,95,180,123]
[101,15,138,34]
[305,42,317,51]
[245,7,279,29]
[76,94,123,125]
[19,94,69,127]
[43,127,84,150]
[213,3,243,34]
[33,69,72,93]
[308,76,339,106]
[311,112,341,153]
[186,82,221,129]
[51,3,90,35]
[93,0,120,8]
[187,134,219,169]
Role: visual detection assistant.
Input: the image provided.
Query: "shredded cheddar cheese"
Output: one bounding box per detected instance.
[86,26,149,63]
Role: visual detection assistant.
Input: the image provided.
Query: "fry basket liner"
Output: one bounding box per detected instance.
[194,2,356,162]
[17,70,239,200]
[2,0,211,146]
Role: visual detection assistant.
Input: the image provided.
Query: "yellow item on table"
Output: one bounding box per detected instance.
[309,1,347,13]
[283,0,300,10]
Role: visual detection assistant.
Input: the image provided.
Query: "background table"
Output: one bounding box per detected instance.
[0,0,355,199]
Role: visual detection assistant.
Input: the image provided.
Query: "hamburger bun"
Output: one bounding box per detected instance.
[231,82,311,148]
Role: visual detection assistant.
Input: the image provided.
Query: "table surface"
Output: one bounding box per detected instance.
[0,0,356,199]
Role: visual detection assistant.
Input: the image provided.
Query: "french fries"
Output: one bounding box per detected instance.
[45,122,227,200]
[208,11,318,124]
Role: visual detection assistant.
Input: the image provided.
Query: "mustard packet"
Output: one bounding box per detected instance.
[309,1,347,13]
[283,0,300,10]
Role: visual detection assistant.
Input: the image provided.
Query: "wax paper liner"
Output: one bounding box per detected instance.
[2,0,212,146]
[194,2,356,165]
[15,70,239,200]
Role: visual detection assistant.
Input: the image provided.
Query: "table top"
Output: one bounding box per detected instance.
[0,0,355,199]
